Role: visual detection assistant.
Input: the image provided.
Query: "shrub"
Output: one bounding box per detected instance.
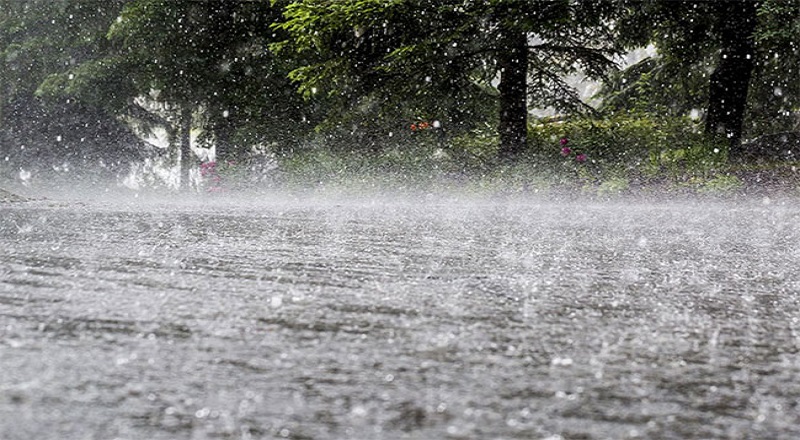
[527,112,727,184]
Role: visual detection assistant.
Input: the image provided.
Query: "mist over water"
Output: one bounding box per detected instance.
[2,186,800,439]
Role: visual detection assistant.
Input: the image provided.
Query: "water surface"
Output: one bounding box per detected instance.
[2,194,800,439]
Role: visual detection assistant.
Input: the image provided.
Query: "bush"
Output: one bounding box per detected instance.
[527,112,728,186]
[269,111,745,195]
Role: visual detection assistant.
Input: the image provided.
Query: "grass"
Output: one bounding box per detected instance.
[269,141,800,199]
[6,113,799,199]
[270,110,800,197]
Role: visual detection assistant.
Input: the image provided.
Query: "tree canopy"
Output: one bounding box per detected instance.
[275,0,621,157]
[1,0,799,186]
[605,0,800,156]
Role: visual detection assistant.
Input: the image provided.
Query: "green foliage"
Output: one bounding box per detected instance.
[272,111,750,195]
[696,174,743,193]
[601,2,718,120]
[36,0,322,162]
[597,176,630,195]
[0,0,146,173]
[3,0,799,191]
[748,0,800,135]
[274,0,622,149]
[37,55,138,111]
[448,124,501,171]
[598,57,711,117]
[1,0,127,110]
[607,0,800,142]
[528,113,727,184]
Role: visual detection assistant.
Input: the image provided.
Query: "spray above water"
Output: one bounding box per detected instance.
[3,174,800,439]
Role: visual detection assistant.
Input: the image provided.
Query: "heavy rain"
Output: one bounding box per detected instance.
[3,1,800,439]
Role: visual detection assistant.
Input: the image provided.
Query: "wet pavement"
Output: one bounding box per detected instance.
[2,194,800,439]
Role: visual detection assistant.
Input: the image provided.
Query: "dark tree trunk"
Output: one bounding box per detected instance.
[497,27,528,160]
[0,61,7,153]
[705,1,759,158]
[0,96,6,157]
[179,106,193,190]
[207,1,237,163]
[213,114,234,163]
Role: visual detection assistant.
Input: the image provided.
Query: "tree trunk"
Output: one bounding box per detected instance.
[497,27,528,160]
[213,113,234,163]
[705,1,758,158]
[179,106,193,190]
[0,69,6,154]
[0,37,7,153]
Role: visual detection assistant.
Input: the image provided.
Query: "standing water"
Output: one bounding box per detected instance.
[2,193,800,439]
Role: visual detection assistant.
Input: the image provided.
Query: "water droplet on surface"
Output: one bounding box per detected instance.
[551,357,573,367]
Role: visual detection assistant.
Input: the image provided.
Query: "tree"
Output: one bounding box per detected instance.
[0,0,140,177]
[704,1,759,155]
[275,0,620,159]
[605,1,800,159]
[747,0,800,137]
[40,0,319,189]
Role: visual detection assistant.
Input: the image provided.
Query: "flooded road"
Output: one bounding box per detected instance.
[2,194,800,439]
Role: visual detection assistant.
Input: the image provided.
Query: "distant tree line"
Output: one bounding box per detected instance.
[0,0,797,186]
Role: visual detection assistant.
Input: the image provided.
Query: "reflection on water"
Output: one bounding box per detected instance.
[1,195,800,439]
